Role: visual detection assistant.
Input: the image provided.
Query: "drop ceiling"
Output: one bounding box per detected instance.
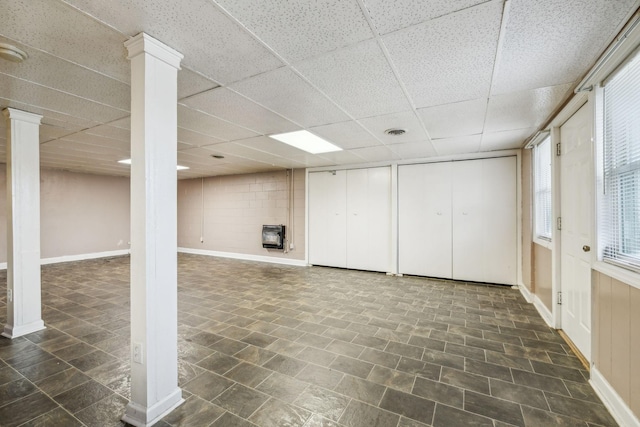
[0,0,638,178]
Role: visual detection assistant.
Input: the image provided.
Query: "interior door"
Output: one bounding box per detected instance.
[346,167,391,272]
[398,162,453,278]
[308,170,347,268]
[560,103,593,361]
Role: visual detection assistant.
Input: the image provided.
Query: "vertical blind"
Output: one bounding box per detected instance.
[601,50,640,270]
[534,137,552,240]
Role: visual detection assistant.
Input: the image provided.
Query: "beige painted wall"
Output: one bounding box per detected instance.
[593,271,640,418]
[178,169,305,261]
[0,164,130,262]
[533,244,553,310]
[521,149,533,291]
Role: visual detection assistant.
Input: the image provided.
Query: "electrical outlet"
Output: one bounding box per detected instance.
[133,342,143,364]
[289,243,294,249]
[7,289,12,303]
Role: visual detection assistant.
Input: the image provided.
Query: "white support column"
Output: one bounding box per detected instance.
[122,33,184,427]
[2,108,45,339]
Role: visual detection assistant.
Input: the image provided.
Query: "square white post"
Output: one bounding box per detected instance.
[122,33,184,427]
[2,108,45,339]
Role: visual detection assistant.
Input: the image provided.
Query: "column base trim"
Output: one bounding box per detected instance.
[122,388,184,427]
[2,320,45,339]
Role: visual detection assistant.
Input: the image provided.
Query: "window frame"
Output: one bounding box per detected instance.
[532,135,553,248]
[595,50,640,276]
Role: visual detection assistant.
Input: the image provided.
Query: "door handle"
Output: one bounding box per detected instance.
[582,245,591,252]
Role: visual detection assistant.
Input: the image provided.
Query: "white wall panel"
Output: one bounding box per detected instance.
[308,170,347,267]
[347,167,391,272]
[452,157,517,285]
[398,162,452,278]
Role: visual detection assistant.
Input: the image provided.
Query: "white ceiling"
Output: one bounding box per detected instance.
[0,0,638,178]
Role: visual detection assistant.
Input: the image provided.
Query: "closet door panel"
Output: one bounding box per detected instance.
[308,170,347,268]
[398,163,452,278]
[481,157,517,285]
[452,159,485,281]
[347,167,391,272]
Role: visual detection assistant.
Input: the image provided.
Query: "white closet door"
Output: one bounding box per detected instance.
[308,171,347,268]
[482,157,517,285]
[398,162,452,278]
[452,157,517,285]
[347,167,391,272]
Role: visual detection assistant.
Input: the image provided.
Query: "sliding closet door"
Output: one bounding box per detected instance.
[347,167,391,272]
[452,157,517,285]
[308,170,347,268]
[398,162,452,278]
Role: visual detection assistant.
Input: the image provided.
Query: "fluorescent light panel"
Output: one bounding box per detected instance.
[118,159,189,170]
[269,130,342,154]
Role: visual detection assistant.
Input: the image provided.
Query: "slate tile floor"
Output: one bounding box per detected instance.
[0,254,618,427]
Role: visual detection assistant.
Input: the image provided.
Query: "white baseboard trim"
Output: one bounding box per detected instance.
[591,367,640,427]
[178,247,308,267]
[0,249,130,270]
[41,249,130,265]
[533,295,554,328]
[517,283,534,303]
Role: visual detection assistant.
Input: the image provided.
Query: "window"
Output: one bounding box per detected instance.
[534,136,553,241]
[599,50,640,271]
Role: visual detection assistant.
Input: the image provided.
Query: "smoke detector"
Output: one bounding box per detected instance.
[0,43,28,63]
[384,128,406,136]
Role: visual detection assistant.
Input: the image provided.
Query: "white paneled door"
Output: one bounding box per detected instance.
[452,157,517,285]
[398,162,453,278]
[398,157,517,285]
[346,167,391,272]
[560,103,592,361]
[308,170,347,268]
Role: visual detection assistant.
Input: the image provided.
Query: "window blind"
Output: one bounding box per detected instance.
[601,50,640,271]
[534,137,552,240]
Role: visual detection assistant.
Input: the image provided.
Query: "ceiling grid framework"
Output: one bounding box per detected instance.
[0,0,638,177]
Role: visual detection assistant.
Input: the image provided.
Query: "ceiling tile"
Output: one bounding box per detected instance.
[181,88,299,135]
[309,121,382,150]
[357,111,429,145]
[235,136,309,158]
[295,39,411,118]
[178,128,224,148]
[418,98,488,139]
[432,135,481,156]
[492,0,638,94]
[63,132,130,152]
[316,150,366,165]
[383,0,503,108]
[2,1,130,82]
[230,67,349,128]
[348,145,401,162]
[0,74,128,124]
[178,105,259,141]
[61,0,283,84]
[85,124,131,143]
[39,124,79,143]
[390,141,437,159]
[484,83,573,133]
[480,127,535,152]
[363,0,489,35]
[199,142,288,165]
[214,0,373,62]
[178,69,220,100]
[0,36,130,110]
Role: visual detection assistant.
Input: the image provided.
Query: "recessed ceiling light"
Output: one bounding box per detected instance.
[384,128,406,136]
[118,159,189,170]
[0,43,28,63]
[269,130,342,154]
[211,154,225,159]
